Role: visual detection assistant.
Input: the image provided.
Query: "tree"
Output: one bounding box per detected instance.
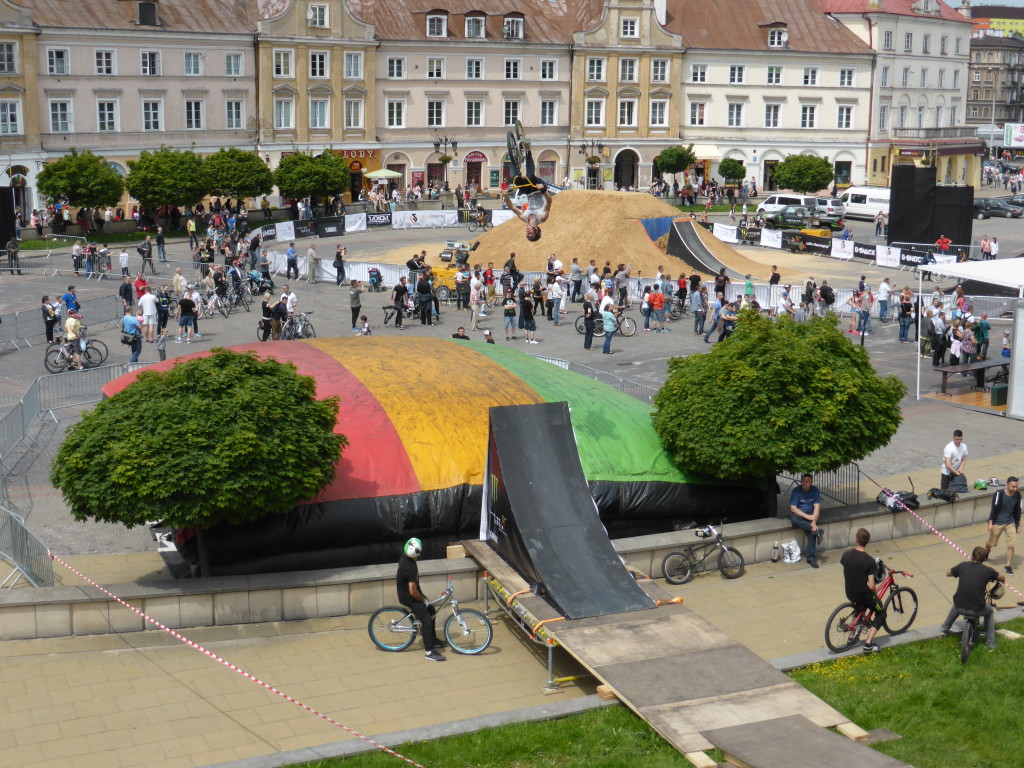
[36,148,124,210]
[204,147,274,204]
[125,146,209,228]
[718,158,747,185]
[652,312,906,481]
[50,349,346,574]
[769,154,835,194]
[274,151,351,206]
[655,145,697,178]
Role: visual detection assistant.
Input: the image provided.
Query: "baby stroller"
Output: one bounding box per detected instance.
[248,269,274,293]
[368,267,384,292]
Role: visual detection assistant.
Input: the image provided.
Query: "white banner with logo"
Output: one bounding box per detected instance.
[934,252,956,265]
[490,210,516,226]
[875,245,901,268]
[344,213,367,233]
[275,220,295,243]
[760,229,783,249]
[712,222,739,244]
[830,239,854,260]
[391,210,460,229]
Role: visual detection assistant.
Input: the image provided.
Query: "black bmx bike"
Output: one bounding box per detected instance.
[661,521,746,584]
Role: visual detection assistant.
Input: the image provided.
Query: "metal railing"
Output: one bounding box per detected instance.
[890,241,982,261]
[0,295,121,352]
[531,355,659,405]
[779,463,862,506]
[891,126,979,140]
[0,505,53,588]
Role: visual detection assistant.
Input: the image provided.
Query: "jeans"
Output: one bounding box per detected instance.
[602,330,613,353]
[571,280,582,301]
[642,307,651,330]
[158,244,166,262]
[703,312,719,342]
[858,309,872,333]
[351,306,360,329]
[128,336,142,363]
[335,265,345,286]
[286,260,298,280]
[694,310,705,335]
[940,604,995,648]
[418,297,432,325]
[878,300,888,322]
[790,515,818,561]
[899,316,911,342]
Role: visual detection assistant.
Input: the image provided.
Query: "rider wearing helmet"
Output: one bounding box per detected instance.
[397,538,445,662]
[939,546,1005,651]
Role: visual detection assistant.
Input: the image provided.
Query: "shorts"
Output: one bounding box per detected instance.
[178,315,195,328]
[142,314,157,326]
[504,316,516,328]
[524,319,537,332]
[654,308,666,322]
[987,523,1018,549]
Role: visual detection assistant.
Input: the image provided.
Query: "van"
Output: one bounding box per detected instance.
[837,186,890,220]
[756,194,818,217]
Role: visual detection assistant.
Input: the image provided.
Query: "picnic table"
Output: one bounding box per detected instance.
[936,358,1009,395]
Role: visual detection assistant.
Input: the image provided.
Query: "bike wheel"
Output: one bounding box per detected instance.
[87,339,109,364]
[81,346,103,369]
[483,221,493,231]
[239,294,251,312]
[256,321,268,342]
[575,315,587,334]
[506,129,521,169]
[717,548,746,579]
[882,587,918,635]
[618,317,637,337]
[44,348,67,373]
[961,619,975,664]
[167,298,179,315]
[302,322,316,339]
[662,552,694,585]
[444,608,492,655]
[825,602,861,653]
[468,221,479,233]
[368,607,417,652]
[667,303,682,321]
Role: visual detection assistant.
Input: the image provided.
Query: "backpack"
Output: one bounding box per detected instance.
[927,488,958,503]
[876,489,920,511]
[820,285,835,305]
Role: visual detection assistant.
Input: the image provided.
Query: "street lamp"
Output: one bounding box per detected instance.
[432,135,458,191]
[578,138,605,189]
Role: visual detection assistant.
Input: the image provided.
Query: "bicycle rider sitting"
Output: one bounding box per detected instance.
[396,538,445,662]
[939,546,1005,652]
[471,204,486,224]
[840,528,887,654]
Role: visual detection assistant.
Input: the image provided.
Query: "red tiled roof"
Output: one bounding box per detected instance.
[821,0,972,24]
[13,0,259,32]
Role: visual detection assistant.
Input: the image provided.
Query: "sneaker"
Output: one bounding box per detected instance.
[1006,566,1015,576]
[863,643,880,654]
[987,644,997,652]
[186,339,192,344]
[940,628,954,637]
[174,338,182,344]
[193,334,202,339]
[425,650,446,662]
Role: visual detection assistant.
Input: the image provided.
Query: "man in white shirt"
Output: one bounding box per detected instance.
[138,286,159,342]
[119,248,130,277]
[776,290,795,320]
[281,285,298,314]
[877,278,892,323]
[941,430,969,492]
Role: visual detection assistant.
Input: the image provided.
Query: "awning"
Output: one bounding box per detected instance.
[691,144,721,160]
[924,259,1024,295]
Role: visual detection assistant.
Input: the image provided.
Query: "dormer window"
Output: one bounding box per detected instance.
[465,14,485,39]
[427,12,448,38]
[138,2,158,26]
[503,15,524,40]
[307,4,327,28]
[768,28,787,48]
[621,18,638,38]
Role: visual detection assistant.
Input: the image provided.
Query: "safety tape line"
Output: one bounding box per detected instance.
[867,476,1024,602]
[49,552,426,768]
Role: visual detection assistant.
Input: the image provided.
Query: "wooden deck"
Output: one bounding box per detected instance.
[924,389,1006,414]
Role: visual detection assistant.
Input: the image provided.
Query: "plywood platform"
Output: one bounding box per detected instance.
[924,389,1006,414]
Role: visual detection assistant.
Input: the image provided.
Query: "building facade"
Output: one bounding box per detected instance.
[0,0,41,215]
[967,35,1024,133]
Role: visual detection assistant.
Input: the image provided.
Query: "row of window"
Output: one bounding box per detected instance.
[880,65,961,89]
[28,47,246,78]
[30,98,257,134]
[685,101,856,130]
[383,56,571,82]
[421,12,525,39]
[877,104,959,131]
[879,30,964,56]
[685,63,858,87]
[274,50,361,79]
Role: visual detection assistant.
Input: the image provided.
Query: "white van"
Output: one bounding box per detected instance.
[837,186,890,220]
[756,194,819,217]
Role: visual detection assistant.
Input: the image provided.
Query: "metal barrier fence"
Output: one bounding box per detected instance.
[0,505,54,588]
[0,295,121,351]
[779,462,862,506]
[891,241,983,261]
[531,354,660,405]
[37,362,152,417]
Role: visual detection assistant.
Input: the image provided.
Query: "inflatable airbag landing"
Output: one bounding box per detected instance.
[103,338,771,575]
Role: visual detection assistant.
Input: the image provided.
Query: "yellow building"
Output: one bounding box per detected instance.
[256,0,377,200]
[0,0,40,216]
[569,0,682,189]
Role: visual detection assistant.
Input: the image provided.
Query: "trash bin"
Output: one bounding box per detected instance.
[992,383,1008,407]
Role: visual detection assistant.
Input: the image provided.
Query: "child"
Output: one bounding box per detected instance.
[156,329,168,361]
[359,314,372,336]
[1003,331,1012,358]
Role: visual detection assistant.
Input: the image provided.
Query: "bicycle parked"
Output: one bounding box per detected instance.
[824,560,918,653]
[368,578,492,655]
[574,309,637,338]
[281,311,316,340]
[662,520,746,584]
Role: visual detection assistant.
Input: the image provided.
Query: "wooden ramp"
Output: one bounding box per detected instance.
[465,540,910,767]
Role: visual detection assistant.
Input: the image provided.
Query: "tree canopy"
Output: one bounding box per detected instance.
[50,349,346,531]
[36,149,125,209]
[769,154,835,194]
[655,145,697,177]
[718,158,747,184]
[125,146,209,209]
[274,151,351,201]
[652,312,906,480]
[204,147,274,202]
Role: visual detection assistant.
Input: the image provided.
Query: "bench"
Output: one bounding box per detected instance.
[936,358,1009,396]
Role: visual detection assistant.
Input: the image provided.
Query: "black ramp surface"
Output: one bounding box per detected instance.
[667,219,744,280]
[485,402,654,619]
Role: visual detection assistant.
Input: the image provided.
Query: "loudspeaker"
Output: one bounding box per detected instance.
[888,165,935,245]
[933,186,974,247]
[0,187,14,245]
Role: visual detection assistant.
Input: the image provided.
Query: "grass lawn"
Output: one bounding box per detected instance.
[17,230,187,250]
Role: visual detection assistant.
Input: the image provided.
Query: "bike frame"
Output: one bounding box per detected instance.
[682,525,729,570]
[844,568,908,630]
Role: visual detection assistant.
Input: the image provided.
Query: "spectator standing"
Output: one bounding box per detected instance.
[391,277,409,329]
[502,289,518,341]
[138,235,156,275]
[601,305,617,354]
[155,227,167,263]
[5,235,21,275]
[120,307,142,363]
[990,237,999,260]
[582,291,596,350]
[877,278,892,323]
[40,295,58,342]
[138,286,159,343]
[306,243,319,285]
[285,242,298,281]
[349,279,363,331]
[333,245,346,286]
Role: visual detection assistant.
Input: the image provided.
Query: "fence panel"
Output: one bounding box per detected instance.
[0,405,23,457]
[779,463,861,506]
[38,362,152,413]
[0,506,54,588]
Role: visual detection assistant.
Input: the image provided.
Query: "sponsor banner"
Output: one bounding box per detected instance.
[738,225,762,244]
[251,224,273,243]
[276,220,295,242]
[712,222,739,243]
[875,245,901,268]
[366,212,393,227]
[294,220,317,240]
[344,213,367,233]
[391,210,459,229]
[852,241,876,260]
[491,209,516,226]
[935,252,956,265]
[313,216,344,237]
[802,234,832,256]
[760,229,783,249]
[899,249,929,267]
[1005,123,1024,148]
[831,239,854,260]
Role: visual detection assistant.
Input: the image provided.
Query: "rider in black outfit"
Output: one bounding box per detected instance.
[396,538,445,662]
[840,528,886,654]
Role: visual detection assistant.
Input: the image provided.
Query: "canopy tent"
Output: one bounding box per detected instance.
[919,259,1024,296]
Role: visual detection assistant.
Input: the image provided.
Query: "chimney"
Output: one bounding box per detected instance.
[958,0,972,20]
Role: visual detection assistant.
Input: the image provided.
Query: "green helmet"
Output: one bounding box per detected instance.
[974,479,989,490]
[404,538,423,558]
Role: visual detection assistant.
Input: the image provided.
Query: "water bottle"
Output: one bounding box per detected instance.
[771,541,780,563]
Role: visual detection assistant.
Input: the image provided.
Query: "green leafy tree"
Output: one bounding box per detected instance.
[50,349,346,574]
[655,145,697,178]
[274,151,351,207]
[718,158,747,185]
[125,146,209,228]
[204,147,274,205]
[769,154,835,194]
[652,312,906,480]
[36,148,124,210]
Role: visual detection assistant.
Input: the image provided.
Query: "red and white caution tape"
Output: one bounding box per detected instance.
[49,552,426,768]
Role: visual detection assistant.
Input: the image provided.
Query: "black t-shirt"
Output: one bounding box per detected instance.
[451,332,469,340]
[769,272,781,286]
[416,279,431,297]
[393,283,409,303]
[178,297,196,317]
[503,297,517,317]
[583,299,595,321]
[396,554,419,605]
[951,561,999,613]
[840,548,877,606]
[520,298,534,322]
[688,273,701,292]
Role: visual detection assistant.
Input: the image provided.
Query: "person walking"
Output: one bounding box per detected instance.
[120,307,143,363]
[985,477,1021,576]
[285,242,299,281]
[391,277,409,330]
[138,235,156,275]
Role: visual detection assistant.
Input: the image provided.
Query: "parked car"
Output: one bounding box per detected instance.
[815,197,846,230]
[973,198,1023,219]
[755,194,819,217]
[763,206,819,229]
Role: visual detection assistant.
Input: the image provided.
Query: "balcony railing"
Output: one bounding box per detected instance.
[890,126,982,140]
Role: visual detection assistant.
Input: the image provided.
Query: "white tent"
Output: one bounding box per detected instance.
[921,259,1024,296]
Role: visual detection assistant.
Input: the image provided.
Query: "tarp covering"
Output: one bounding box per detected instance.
[483,402,654,619]
[918,259,1024,294]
